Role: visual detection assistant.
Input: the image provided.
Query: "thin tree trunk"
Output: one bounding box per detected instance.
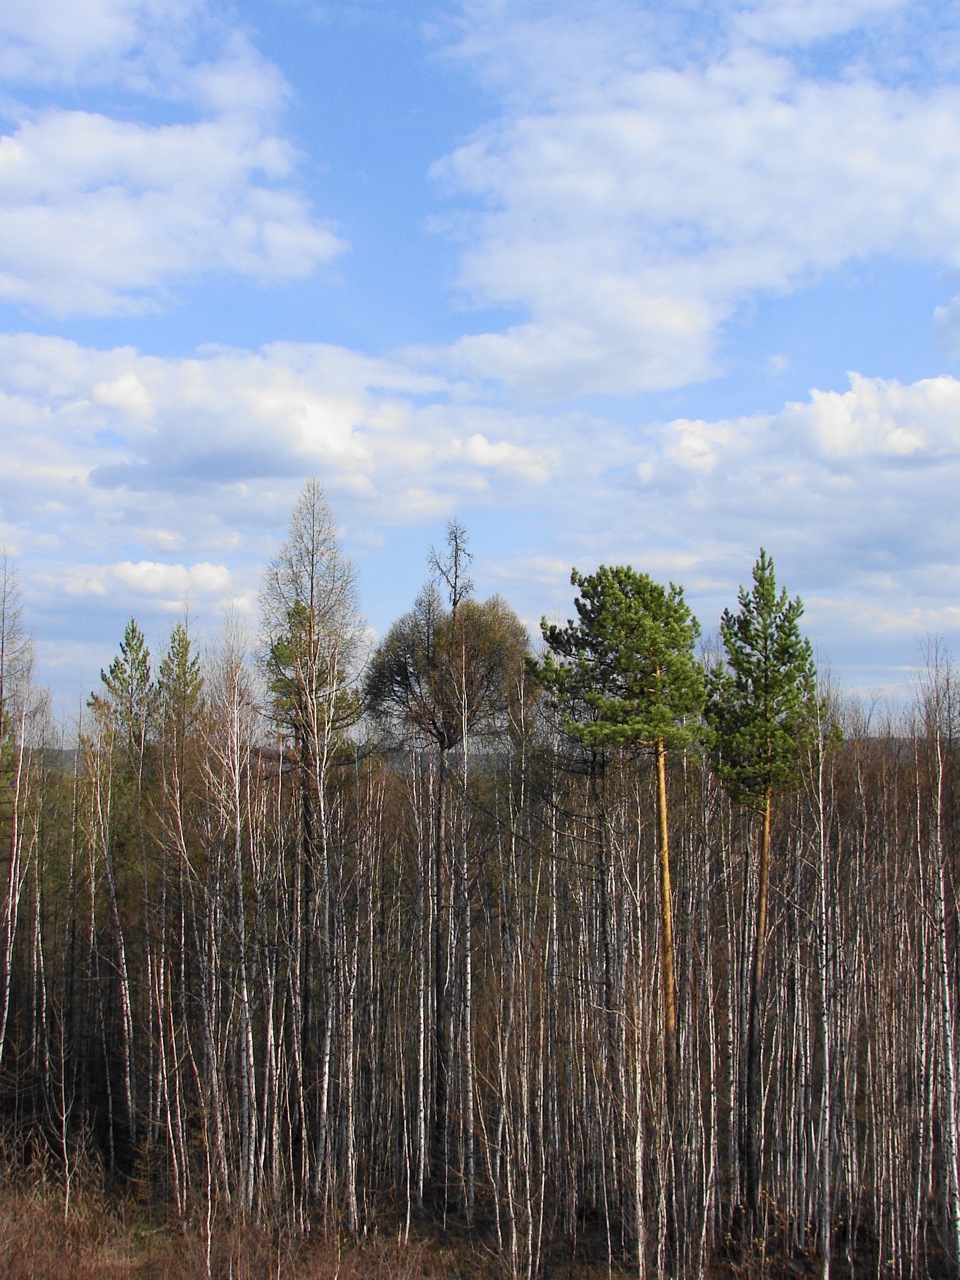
[744,786,772,1238]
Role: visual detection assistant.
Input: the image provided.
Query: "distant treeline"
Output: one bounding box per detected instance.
[0,484,958,1279]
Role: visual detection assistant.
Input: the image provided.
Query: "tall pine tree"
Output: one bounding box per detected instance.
[706,549,817,1240]
[534,565,704,1156]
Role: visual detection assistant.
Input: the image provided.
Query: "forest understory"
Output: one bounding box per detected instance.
[0,1152,923,1280]
[1,1167,953,1280]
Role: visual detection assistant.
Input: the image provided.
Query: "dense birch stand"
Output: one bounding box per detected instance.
[2,518,960,1277]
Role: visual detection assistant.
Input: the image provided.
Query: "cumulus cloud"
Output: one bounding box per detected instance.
[111,559,231,593]
[0,333,559,575]
[46,559,231,601]
[0,331,572,702]
[0,1,342,315]
[0,110,343,316]
[2,325,958,702]
[93,370,153,418]
[2,0,958,707]
[432,1,960,397]
[0,0,201,87]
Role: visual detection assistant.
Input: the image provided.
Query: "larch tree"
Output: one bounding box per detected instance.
[260,479,364,872]
[706,549,817,1241]
[260,479,364,1219]
[261,479,363,756]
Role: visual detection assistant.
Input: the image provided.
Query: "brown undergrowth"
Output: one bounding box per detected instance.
[0,1143,860,1280]
[0,1162,496,1280]
[0,1176,854,1280]
[0,1203,489,1279]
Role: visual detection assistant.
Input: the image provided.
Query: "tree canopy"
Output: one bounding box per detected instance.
[707,548,817,806]
[88,616,156,765]
[365,585,527,752]
[260,479,363,745]
[534,564,704,754]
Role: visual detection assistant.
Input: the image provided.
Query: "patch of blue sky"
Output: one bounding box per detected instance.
[646,257,959,422]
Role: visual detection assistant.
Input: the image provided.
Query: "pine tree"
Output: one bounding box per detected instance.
[157,622,204,743]
[89,616,156,773]
[533,565,704,1166]
[706,549,817,1241]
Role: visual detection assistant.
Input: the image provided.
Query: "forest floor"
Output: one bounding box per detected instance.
[0,1172,902,1279]
[0,1184,478,1280]
[0,1175,639,1280]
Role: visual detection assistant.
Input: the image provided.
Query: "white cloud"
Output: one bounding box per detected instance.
[111,559,231,595]
[655,374,960,603]
[0,0,284,116]
[1,0,956,712]
[183,35,291,118]
[0,111,343,315]
[0,0,201,86]
[733,0,909,47]
[93,371,153,418]
[432,4,960,397]
[50,567,109,597]
[669,420,733,473]
[460,431,550,480]
[814,593,960,640]
[804,373,960,458]
[0,332,562,696]
[0,334,559,563]
[145,527,186,552]
[0,0,342,315]
[484,367,960,692]
[2,327,960,702]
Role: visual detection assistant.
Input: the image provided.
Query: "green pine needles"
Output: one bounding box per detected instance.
[533,564,705,1162]
[534,565,705,754]
[706,548,819,1233]
[707,548,817,805]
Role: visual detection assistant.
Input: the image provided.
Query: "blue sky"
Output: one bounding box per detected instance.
[3,0,960,711]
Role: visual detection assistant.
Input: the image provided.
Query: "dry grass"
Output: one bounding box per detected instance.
[0,1179,842,1280]
[0,1147,818,1280]
[0,1164,497,1280]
